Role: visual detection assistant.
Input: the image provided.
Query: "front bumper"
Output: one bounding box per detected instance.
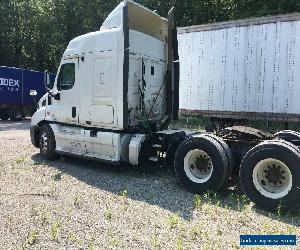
[30,126,39,148]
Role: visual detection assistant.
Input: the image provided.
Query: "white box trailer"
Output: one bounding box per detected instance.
[178,13,300,123]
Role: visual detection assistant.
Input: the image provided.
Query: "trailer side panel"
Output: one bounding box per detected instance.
[178,13,300,121]
[0,67,23,105]
[23,69,45,105]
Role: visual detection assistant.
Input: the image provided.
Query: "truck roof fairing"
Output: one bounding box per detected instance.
[63,0,168,58]
[101,0,168,42]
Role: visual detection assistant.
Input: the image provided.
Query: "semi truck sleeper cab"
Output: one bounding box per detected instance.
[30,0,300,212]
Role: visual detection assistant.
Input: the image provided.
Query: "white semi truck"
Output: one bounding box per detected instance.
[30,0,300,212]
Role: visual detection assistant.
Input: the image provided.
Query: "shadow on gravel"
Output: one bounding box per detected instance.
[31,153,300,225]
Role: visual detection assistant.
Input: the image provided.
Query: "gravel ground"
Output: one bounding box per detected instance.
[0,120,299,250]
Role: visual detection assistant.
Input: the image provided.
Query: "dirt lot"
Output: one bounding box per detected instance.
[0,120,299,249]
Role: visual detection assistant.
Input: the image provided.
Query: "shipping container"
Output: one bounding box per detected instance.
[0,66,48,120]
[178,13,300,123]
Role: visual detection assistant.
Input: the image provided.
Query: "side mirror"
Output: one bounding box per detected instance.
[30,90,37,96]
[54,93,60,100]
[30,89,38,107]
[44,70,54,91]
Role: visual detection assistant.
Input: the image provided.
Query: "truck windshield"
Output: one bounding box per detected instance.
[57,63,75,91]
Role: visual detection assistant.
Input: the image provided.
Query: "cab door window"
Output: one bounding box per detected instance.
[57,63,75,91]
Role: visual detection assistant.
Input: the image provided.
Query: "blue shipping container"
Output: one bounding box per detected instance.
[0,66,47,105]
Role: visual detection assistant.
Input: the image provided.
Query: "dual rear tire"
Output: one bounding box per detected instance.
[240,139,300,212]
[174,134,233,193]
[174,134,300,212]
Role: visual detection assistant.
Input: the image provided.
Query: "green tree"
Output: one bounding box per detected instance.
[0,0,299,72]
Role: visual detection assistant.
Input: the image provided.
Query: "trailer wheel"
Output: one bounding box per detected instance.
[240,140,300,212]
[274,130,300,143]
[39,124,57,160]
[174,136,229,193]
[10,108,23,121]
[0,112,9,120]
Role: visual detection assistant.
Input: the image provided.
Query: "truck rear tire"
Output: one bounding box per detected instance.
[10,108,23,121]
[240,140,300,212]
[274,130,300,144]
[174,136,229,193]
[39,124,57,160]
[201,134,234,180]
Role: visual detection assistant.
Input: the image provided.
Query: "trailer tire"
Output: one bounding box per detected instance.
[10,108,23,121]
[240,140,300,212]
[0,112,9,120]
[39,124,57,160]
[174,136,229,193]
[274,130,300,144]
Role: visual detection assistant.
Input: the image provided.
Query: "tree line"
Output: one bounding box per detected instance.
[0,0,299,73]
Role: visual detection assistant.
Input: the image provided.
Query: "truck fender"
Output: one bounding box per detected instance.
[30,120,50,148]
[166,136,187,166]
[129,134,146,166]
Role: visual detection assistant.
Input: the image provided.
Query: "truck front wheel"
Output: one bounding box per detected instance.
[39,124,57,160]
[174,136,229,193]
[240,140,300,212]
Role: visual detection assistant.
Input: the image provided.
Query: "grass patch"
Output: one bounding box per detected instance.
[74,193,83,206]
[107,227,120,247]
[7,214,13,228]
[30,206,51,224]
[151,224,159,249]
[120,189,128,199]
[52,172,62,181]
[104,206,112,221]
[120,188,129,210]
[166,213,180,229]
[15,156,27,164]
[88,236,96,250]
[193,194,202,209]
[20,230,39,249]
[176,237,183,250]
[50,220,62,241]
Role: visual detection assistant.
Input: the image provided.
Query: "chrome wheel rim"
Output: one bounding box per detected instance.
[184,149,213,183]
[40,132,48,152]
[253,158,292,199]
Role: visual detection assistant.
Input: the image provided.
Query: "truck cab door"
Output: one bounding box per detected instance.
[49,59,79,124]
[89,54,115,127]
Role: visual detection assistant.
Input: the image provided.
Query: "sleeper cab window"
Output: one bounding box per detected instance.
[57,63,75,91]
